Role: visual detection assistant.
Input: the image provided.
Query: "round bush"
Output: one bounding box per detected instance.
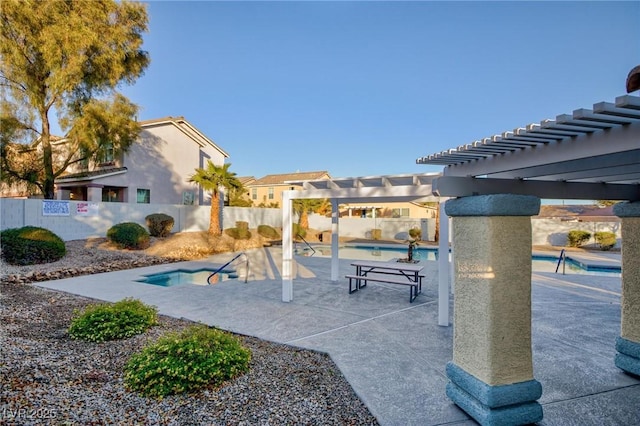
[594,231,617,251]
[257,224,280,239]
[224,227,252,240]
[68,298,158,342]
[107,222,150,249]
[124,325,251,398]
[408,227,421,240]
[567,230,591,247]
[0,226,66,265]
[145,213,174,237]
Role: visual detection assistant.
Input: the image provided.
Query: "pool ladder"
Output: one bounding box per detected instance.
[555,249,566,274]
[208,252,249,284]
[295,234,316,256]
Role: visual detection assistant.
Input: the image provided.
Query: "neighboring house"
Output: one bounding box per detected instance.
[536,204,619,222]
[55,116,229,205]
[235,176,257,199]
[339,201,437,219]
[245,171,331,207]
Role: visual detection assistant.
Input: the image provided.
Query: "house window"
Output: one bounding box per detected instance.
[268,187,274,200]
[97,142,114,165]
[392,208,410,218]
[183,191,195,205]
[137,188,150,204]
[251,188,257,200]
[102,187,122,202]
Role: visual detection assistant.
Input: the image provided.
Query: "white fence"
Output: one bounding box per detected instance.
[0,198,622,247]
[0,199,280,241]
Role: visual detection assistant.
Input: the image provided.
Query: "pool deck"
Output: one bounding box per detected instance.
[35,247,639,425]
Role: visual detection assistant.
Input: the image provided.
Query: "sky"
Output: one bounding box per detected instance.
[118,1,640,180]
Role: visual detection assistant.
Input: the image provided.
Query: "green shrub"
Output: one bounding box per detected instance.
[68,298,158,342]
[124,325,251,398]
[224,227,252,240]
[567,230,591,247]
[107,222,150,249]
[235,221,250,239]
[594,231,617,251]
[0,226,66,265]
[145,213,174,237]
[408,227,421,240]
[293,223,306,240]
[257,224,280,239]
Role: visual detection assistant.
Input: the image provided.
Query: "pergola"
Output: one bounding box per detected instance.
[280,92,640,425]
[280,173,441,299]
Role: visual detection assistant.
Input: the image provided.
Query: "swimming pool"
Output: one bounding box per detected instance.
[136,268,237,287]
[295,244,621,276]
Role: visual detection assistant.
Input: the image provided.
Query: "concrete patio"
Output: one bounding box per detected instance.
[36,247,640,425]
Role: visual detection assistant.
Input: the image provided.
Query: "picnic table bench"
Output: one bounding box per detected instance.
[346,260,425,302]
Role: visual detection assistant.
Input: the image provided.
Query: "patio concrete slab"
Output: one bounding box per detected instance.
[34,247,640,425]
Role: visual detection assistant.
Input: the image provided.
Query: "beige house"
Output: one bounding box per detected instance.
[55,117,228,205]
[339,201,437,219]
[245,171,331,207]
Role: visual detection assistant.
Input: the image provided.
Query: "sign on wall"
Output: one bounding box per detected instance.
[42,200,70,216]
[76,202,99,216]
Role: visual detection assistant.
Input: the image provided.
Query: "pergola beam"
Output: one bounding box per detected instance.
[432,176,640,201]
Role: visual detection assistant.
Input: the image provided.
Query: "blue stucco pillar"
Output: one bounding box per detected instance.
[613,201,640,377]
[445,194,543,426]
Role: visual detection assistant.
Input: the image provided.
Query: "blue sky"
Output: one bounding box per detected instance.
[120,1,639,180]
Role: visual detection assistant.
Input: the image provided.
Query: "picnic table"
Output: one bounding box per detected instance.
[346,259,425,302]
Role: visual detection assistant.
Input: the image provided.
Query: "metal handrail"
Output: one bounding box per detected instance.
[555,249,566,274]
[295,234,316,256]
[208,252,249,284]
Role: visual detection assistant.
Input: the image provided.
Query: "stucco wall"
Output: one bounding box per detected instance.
[0,199,280,241]
[531,218,621,247]
[0,199,622,246]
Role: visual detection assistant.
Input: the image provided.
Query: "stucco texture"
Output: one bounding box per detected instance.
[620,217,640,343]
[452,216,534,386]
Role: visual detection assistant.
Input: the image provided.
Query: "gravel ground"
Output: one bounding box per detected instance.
[0,238,379,425]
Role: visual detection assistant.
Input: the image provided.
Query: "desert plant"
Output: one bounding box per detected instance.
[567,230,591,247]
[68,298,158,342]
[124,325,251,398]
[0,226,66,265]
[257,224,280,239]
[235,221,250,239]
[224,225,252,240]
[145,213,174,237]
[107,222,150,249]
[408,227,421,240]
[594,231,617,251]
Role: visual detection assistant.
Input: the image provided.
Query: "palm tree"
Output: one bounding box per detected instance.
[188,162,242,236]
[293,198,327,230]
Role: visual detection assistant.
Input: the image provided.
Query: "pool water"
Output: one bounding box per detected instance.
[137,268,237,287]
[300,245,438,262]
[296,245,620,276]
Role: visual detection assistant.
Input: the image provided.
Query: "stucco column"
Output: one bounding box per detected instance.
[86,185,103,202]
[613,201,640,376]
[445,194,542,426]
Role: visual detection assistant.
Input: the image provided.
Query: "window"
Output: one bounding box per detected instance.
[137,188,150,203]
[268,187,274,200]
[392,208,410,218]
[102,187,122,202]
[183,191,195,205]
[97,142,114,165]
[251,188,257,200]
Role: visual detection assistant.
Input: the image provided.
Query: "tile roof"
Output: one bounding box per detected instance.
[56,167,127,182]
[249,171,330,186]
